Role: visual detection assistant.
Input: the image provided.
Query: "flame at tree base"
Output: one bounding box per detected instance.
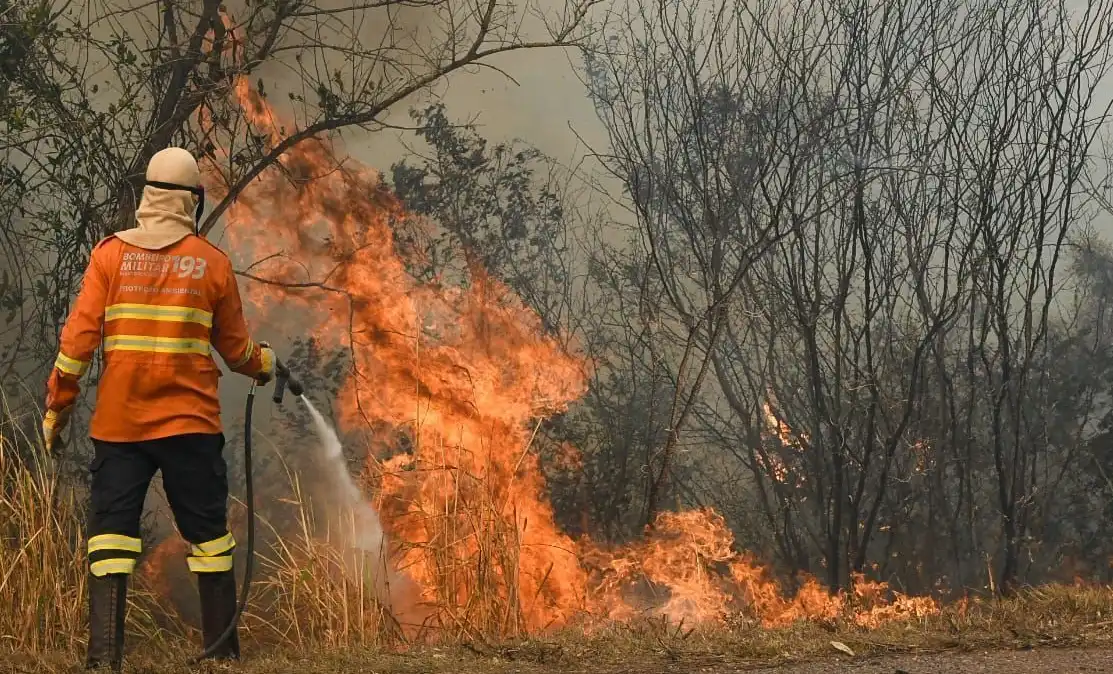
[583,509,938,631]
[115,69,946,641]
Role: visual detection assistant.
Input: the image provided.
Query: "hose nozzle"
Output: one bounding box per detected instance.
[273,358,304,404]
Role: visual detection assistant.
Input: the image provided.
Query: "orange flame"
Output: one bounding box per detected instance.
[760,402,806,486]
[129,17,945,638]
[204,76,940,635]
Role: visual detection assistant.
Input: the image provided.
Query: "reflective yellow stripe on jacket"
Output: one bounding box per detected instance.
[54,351,90,376]
[104,335,212,355]
[230,339,256,369]
[105,303,213,327]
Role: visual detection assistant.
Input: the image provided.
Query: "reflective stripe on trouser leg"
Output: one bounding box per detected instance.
[87,533,142,577]
[187,532,235,573]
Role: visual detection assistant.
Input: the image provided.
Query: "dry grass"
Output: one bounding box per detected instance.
[377,450,537,642]
[249,469,400,648]
[0,401,87,654]
[4,406,1113,673]
[4,585,1113,673]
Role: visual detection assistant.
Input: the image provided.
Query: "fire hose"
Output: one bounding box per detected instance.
[191,358,303,663]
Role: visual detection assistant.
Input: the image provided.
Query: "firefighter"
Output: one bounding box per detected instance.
[42,147,275,670]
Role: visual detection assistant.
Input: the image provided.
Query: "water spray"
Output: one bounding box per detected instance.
[191,358,302,663]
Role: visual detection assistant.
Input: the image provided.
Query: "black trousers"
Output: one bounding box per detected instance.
[87,433,236,577]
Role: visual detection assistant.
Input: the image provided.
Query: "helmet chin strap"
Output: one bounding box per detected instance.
[145,180,206,233]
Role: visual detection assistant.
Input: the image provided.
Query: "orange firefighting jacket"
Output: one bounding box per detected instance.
[44,233,273,442]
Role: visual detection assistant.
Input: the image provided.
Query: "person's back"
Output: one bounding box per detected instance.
[41,147,275,670]
[61,233,267,442]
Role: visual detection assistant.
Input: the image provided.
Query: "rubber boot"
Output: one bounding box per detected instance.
[197,569,240,660]
[85,573,127,671]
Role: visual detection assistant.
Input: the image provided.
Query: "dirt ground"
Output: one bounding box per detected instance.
[5,646,1112,673]
[752,648,1113,673]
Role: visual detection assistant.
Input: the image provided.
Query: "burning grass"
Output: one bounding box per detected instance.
[5,405,1113,672]
[5,582,1113,674]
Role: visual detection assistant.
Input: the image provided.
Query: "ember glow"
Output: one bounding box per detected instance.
[136,16,942,638]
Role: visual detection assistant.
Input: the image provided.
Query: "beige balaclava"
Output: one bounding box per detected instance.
[116,147,203,250]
